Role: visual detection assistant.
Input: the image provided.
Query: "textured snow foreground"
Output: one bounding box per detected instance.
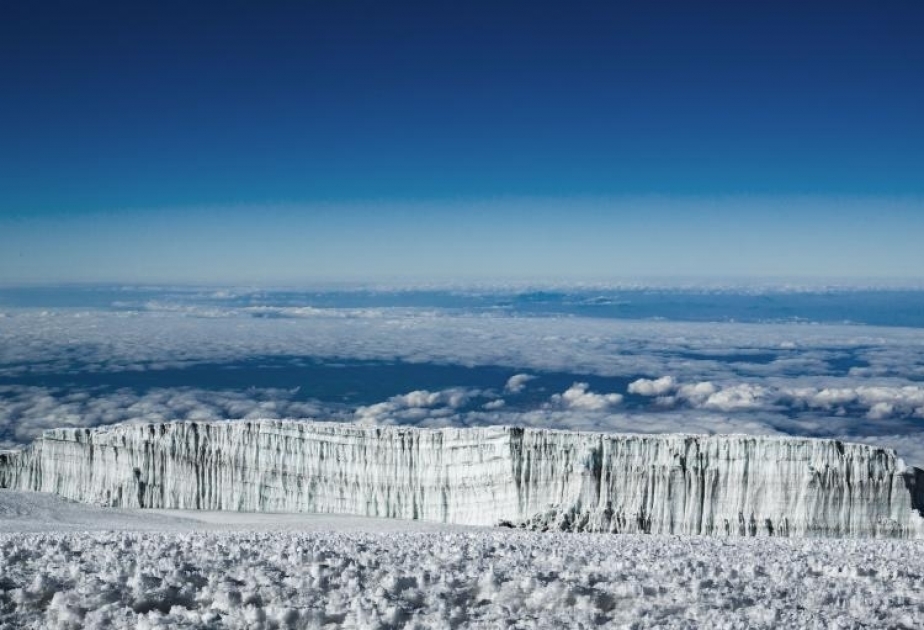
[3,420,924,538]
[2,520,924,629]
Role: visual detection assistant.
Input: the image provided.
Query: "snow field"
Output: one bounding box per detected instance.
[2,530,924,629]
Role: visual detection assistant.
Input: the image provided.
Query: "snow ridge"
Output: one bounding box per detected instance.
[2,421,923,538]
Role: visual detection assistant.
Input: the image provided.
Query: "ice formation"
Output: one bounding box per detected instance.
[2,420,923,538]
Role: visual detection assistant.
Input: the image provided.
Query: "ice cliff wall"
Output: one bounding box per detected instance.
[2,420,923,538]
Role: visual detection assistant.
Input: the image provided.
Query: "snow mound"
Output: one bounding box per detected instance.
[0,490,478,534]
[0,490,202,533]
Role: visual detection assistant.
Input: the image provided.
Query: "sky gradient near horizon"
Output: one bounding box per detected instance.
[2,1,923,283]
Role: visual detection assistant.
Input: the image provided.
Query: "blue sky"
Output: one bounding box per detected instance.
[2,1,922,283]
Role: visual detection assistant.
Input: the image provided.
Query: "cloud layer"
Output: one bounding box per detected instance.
[0,385,329,448]
[3,306,923,384]
[3,303,924,464]
[628,377,924,420]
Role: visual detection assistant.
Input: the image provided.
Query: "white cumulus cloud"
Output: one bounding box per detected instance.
[628,376,676,396]
[355,388,485,425]
[699,383,769,412]
[549,383,623,411]
[504,373,535,394]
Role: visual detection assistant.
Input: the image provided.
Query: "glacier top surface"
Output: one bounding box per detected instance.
[35,417,901,451]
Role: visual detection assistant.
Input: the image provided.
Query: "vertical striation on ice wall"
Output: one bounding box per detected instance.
[1,420,923,538]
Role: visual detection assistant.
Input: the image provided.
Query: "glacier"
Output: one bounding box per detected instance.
[2,420,923,538]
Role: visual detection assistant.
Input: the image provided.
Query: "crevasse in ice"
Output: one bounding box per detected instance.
[2,420,922,537]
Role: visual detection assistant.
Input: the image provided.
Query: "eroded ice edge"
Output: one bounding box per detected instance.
[2,420,923,538]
